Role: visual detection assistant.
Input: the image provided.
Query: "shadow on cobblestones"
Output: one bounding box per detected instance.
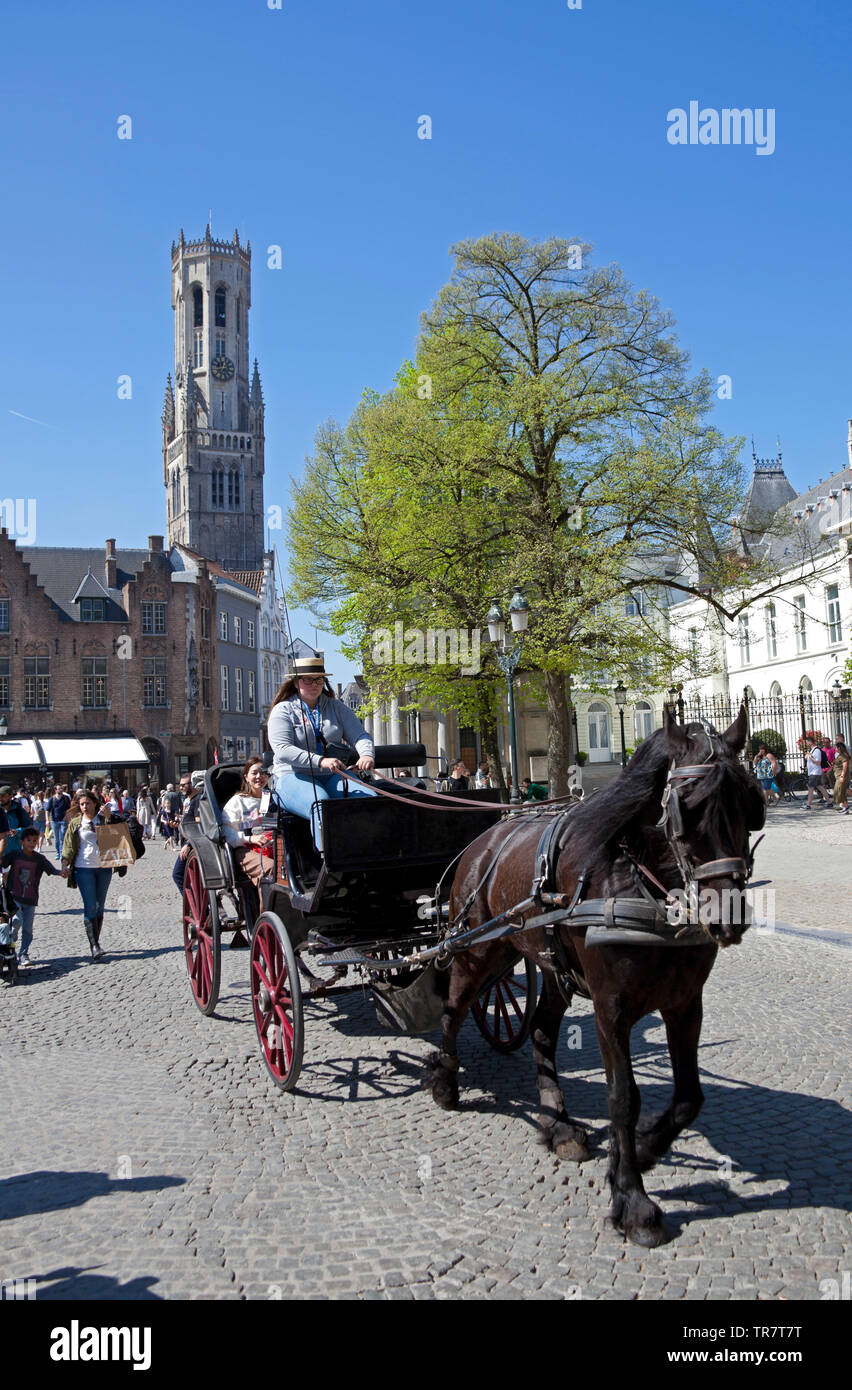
[31,1265,163,1300]
[0,1169,184,1221]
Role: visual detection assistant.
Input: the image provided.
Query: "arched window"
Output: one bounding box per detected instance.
[634,700,654,743]
[586,701,611,763]
[227,468,240,509]
[261,617,270,649]
[193,287,203,327]
[215,287,226,327]
[171,469,180,518]
[263,657,271,704]
[211,468,224,509]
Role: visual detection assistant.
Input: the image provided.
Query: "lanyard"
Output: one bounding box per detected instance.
[300,700,325,750]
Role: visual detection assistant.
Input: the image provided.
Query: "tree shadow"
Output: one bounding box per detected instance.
[0,1169,184,1222]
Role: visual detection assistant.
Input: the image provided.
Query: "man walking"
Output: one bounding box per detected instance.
[48,783,71,860]
[805,739,832,810]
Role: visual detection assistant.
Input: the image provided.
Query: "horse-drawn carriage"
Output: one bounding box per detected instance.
[180,742,538,1089]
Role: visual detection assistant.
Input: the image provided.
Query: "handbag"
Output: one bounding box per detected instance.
[322,740,357,767]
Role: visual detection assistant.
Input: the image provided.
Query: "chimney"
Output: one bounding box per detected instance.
[148,534,164,559]
[105,538,117,589]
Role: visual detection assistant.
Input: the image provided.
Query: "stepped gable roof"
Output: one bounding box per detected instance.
[19,546,149,621]
[225,569,264,595]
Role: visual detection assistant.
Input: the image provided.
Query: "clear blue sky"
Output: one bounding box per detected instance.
[1,0,850,680]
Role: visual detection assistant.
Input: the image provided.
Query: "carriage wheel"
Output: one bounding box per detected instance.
[182,852,221,1016]
[251,912,304,1091]
[472,956,537,1053]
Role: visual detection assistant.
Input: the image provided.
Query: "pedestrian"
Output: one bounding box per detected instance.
[61,789,118,963]
[30,789,46,847]
[157,786,175,845]
[1,826,68,966]
[805,739,832,810]
[474,760,493,789]
[521,776,548,801]
[752,744,779,807]
[447,760,471,794]
[47,783,72,860]
[832,740,851,814]
[172,773,203,896]
[0,785,33,853]
[821,736,837,796]
[136,785,155,839]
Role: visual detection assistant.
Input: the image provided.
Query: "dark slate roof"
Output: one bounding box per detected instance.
[19,547,149,621]
[738,462,798,550]
[752,465,852,568]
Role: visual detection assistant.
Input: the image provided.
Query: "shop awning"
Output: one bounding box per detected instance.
[37,736,150,768]
[0,739,44,770]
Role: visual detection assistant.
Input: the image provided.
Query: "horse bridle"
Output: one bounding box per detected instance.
[657,719,755,918]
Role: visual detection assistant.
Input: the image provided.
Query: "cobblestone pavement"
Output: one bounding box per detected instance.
[753,799,852,935]
[0,839,849,1301]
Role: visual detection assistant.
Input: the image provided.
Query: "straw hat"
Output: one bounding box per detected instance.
[288,654,333,681]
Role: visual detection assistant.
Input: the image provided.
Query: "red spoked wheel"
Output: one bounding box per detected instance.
[251,912,304,1091]
[472,956,537,1053]
[182,852,221,1016]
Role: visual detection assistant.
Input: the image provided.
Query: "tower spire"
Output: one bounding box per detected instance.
[162,373,175,442]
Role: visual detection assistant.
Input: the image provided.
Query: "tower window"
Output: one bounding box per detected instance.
[212,468,224,509]
[236,298,241,334]
[215,288,226,327]
[228,469,240,509]
[193,331,203,369]
[193,287,203,327]
[216,336,226,358]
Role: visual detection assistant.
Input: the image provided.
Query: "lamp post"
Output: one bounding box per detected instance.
[614,681,628,767]
[487,590,530,805]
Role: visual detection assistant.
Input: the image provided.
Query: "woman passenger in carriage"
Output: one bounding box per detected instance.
[267,655,376,850]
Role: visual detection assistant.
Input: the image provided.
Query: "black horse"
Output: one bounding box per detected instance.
[423,708,766,1246]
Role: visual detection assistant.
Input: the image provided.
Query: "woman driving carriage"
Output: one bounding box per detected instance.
[267,654,376,849]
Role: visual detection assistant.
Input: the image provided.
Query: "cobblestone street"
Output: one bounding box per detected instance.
[1,809,849,1302]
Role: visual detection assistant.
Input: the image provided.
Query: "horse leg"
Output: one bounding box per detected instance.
[595,1010,670,1247]
[531,970,591,1161]
[635,994,704,1171]
[423,945,512,1111]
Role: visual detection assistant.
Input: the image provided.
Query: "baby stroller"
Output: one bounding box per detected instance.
[0,874,19,985]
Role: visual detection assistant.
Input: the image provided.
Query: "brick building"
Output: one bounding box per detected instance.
[0,531,218,789]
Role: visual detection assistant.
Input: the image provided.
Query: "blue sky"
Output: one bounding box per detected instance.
[1,0,850,679]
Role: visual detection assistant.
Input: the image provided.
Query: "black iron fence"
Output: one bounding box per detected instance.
[669,689,852,771]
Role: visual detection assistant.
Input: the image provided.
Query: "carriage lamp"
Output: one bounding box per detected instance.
[486,592,531,805]
[831,680,842,703]
[614,681,628,768]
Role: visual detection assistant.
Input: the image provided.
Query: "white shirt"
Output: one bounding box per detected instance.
[75,818,101,869]
[222,793,264,848]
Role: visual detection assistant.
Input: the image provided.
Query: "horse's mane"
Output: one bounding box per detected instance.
[561,727,671,871]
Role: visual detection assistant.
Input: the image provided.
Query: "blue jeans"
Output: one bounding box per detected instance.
[9,902,36,955]
[76,867,112,920]
[52,820,67,858]
[273,771,376,850]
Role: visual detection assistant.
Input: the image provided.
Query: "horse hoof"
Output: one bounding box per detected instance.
[554,1137,590,1162]
[625,1219,672,1248]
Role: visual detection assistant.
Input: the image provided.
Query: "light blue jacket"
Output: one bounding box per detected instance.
[267,694,374,780]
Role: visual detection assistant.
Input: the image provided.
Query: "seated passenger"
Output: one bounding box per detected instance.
[267,654,376,852]
[222,756,274,908]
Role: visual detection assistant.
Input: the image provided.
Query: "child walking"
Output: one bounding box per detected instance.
[1,826,68,966]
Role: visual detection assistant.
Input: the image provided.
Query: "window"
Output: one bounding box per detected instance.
[765,603,777,659]
[688,629,700,677]
[233,616,242,645]
[793,594,807,652]
[220,665,229,710]
[0,599,9,633]
[263,657,271,704]
[624,591,647,618]
[212,468,224,509]
[142,658,167,706]
[826,584,842,644]
[247,619,255,648]
[82,657,108,707]
[262,617,270,649]
[80,598,106,622]
[215,287,226,327]
[634,700,654,743]
[23,655,50,708]
[236,736,246,760]
[235,667,243,712]
[248,669,256,713]
[220,610,229,641]
[227,469,240,509]
[202,655,211,707]
[193,332,203,369]
[215,335,226,358]
[221,736,233,759]
[273,627,280,650]
[738,614,751,664]
[141,601,166,635]
[0,657,9,707]
[201,605,209,640]
[193,286,203,327]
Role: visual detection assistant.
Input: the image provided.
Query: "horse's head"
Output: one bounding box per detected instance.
[661,706,765,947]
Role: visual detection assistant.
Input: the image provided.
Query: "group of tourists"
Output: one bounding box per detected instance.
[753,737,851,813]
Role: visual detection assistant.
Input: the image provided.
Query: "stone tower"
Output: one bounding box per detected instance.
[163,226,266,570]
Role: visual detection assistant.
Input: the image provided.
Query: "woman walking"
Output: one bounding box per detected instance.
[136,785,155,840]
[833,740,851,814]
[61,790,117,962]
[30,789,47,848]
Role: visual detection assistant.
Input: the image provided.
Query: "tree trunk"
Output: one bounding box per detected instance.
[483,720,505,792]
[546,669,573,798]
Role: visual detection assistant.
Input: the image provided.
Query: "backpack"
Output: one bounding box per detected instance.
[819,748,830,769]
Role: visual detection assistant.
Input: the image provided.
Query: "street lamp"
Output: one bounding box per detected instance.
[486,589,530,804]
[614,681,628,767]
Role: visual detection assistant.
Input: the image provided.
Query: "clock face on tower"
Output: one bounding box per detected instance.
[211,354,235,382]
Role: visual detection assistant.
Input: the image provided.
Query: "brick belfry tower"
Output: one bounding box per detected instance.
[162,226,266,570]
